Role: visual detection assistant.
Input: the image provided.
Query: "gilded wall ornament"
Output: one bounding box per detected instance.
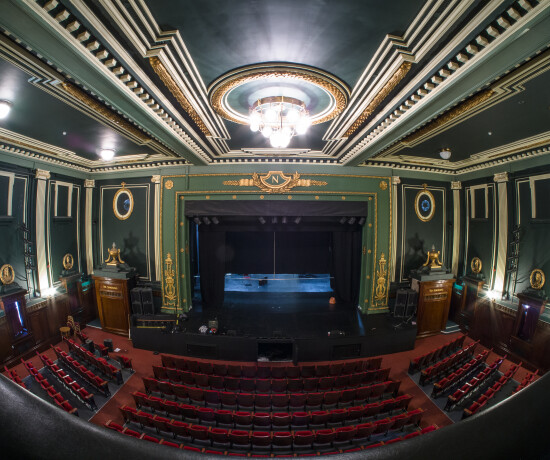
[374,253,388,303]
[471,257,482,274]
[379,180,388,190]
[164,253,177,302]
[62,253,74,271]
[113,182,134,221]
[422,246,443,268]
[415,184,435,222]
[0,264,15,285]
[530,269,545,290]
[223,171,327,194]
[165,180,174,190]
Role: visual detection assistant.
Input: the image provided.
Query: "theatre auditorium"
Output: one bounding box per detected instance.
[1,1,549,458]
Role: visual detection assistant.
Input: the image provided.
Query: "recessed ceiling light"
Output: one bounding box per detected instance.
[488,131,492,136]
[439,148,451,160]
[0,100,12,119]
[62,131,67,135]
[100,148,115,161]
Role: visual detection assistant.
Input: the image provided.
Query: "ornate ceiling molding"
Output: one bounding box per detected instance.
[149,56,212,137]
[343,61,412,138]
[208,63,350,126]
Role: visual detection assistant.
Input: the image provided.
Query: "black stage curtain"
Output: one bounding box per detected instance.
[331,230,362,306]
[198,230,226,308]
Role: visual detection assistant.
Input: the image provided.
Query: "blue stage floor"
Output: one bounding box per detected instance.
[211,273,332,293]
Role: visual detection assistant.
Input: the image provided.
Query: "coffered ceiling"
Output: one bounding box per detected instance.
[0,0,548,174]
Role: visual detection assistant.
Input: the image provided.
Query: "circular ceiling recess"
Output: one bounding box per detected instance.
[208,62,350,126]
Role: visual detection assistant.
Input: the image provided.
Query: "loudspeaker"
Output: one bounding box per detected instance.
[130,288,143,315]
[405,290,418,317]
[141,287,154,315]
[394,289,408,318]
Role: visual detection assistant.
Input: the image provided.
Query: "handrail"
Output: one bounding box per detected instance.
[1,371,549,459]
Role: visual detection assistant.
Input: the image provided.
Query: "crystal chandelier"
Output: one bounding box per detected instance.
[249,96,311,148]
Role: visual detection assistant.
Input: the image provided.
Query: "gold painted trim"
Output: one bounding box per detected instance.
[530,269,545,290]
[149,57,212,136]
[344,62,412,138]
[61,82,150,143]
[209,65,349,126]
[164,253,177,302]
[62,253,74,271]
[113,182,134,220]
[0,264,15,285]
[379,181,388,190]
[165,180,174,190]
[223,171,327,194]
[414,184,435,222]
[401,89,495,146]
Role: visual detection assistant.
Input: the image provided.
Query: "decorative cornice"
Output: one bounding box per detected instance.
[451,181,462,190]
[208,63,350,126]
[35,169,50,180]
[494,172,509,183]
[84,179,95,188]
[151,175,161,184]
[344,62,412,138]
[399,89,495,147]
[61,81,150,143]
[149,56,211,137]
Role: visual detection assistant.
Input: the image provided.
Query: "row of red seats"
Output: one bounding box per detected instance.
[408,335,466,373]
[431,349,492,397]
[419,341,478,386]
[52,345,110,397]
[513,369,539,394]
[21,359,78,416]
[105,419,437,455]
[3,366,26,389]
[161,355,382,379]
[152,365,391,393]
[444,356,506,411]
[107,415,430,453]
[36,351,97,410]
[463,362,521,418]
[64,339,122,384]
[141,379,400,410]
[129,394,417,429]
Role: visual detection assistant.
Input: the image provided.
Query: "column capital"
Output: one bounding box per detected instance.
[84,179,95,188]
[391,176,401,185]
[494,172,509,183]
[151,175,161,184]
[35,169,50,180]
[451,181,462,190]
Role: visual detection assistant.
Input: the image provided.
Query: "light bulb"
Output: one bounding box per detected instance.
[280,132,291,148]
[250,123,259,132]
[286,108,299,123]
[270,131,282,148]
[265,108,277,123]
[0,101,12,119]
[261,126,272,138]
[100,149,115,161]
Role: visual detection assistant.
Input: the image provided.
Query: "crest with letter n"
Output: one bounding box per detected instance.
[223,171,327,194]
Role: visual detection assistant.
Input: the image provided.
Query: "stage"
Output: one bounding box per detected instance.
[130,292,417,362]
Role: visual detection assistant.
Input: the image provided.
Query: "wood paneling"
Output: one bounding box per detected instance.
[93,275,136,335]
[413,278,455,337]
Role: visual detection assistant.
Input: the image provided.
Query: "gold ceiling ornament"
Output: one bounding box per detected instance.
[62,253,74,271]
[223,171,327,194]
[0,264,15,285]
[374,253,388,303]
[165,180,174,190]
[530,269,545,290]
[344,61,412,138]
[209,63,350,126]
[415,184,435,222]
[422,246,443,268]
[149,57,212,136]
[379,180,388,190]
[471,257,482,274]
[164,253,177,302]
[113,182,134,221]
[400,89,495,147]
[60,81,150,143]
[104,242,125,266]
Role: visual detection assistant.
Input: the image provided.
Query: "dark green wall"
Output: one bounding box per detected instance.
[97,178,154,280]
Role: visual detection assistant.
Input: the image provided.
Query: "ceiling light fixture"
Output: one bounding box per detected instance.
[249,96,311,149]
[0,100,12,119]
[439,148,451,160]
[100,148,115,161]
